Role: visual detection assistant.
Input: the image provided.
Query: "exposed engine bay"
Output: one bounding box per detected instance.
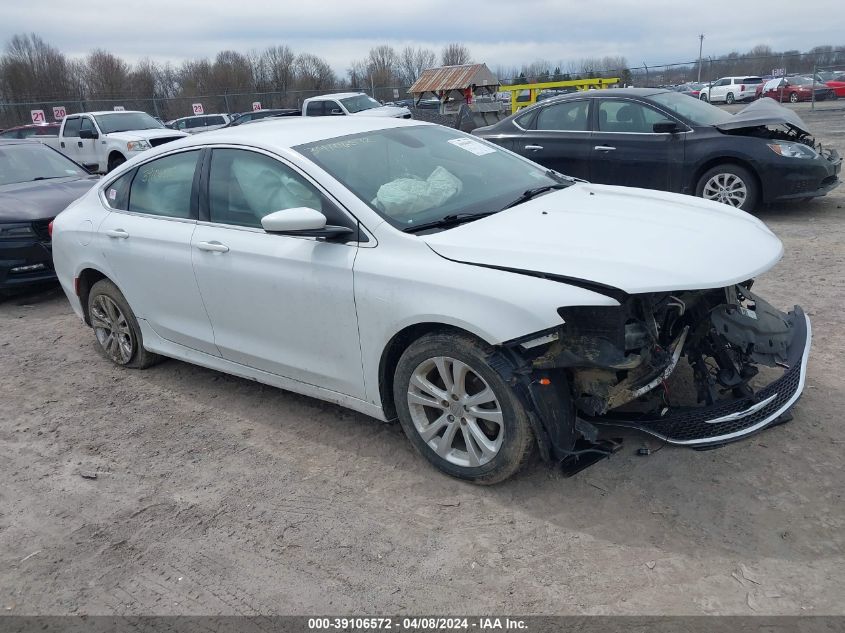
[507,282,810,463]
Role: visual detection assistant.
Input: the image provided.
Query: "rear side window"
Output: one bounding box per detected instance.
[535,100,589,131]
[104,170,135,210]
[63,117,82,137]
[207,115,225,125]
[186,118,205,129]
[128,150,200,218]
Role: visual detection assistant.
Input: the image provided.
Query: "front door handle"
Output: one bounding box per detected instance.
[60,141,65,148]
[104,229,129,239]
[77,141,83,148]
[524,144,544,151]
[594,145,617,151]
[196,241,229,253]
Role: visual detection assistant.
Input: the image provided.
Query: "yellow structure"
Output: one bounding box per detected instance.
[500,78,621,113]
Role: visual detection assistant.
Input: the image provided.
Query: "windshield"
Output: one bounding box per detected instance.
[294,125,566,230]
[339,95,381,113]
[93,112,164,134]
[0,142,86,186]
[649,91,733,126]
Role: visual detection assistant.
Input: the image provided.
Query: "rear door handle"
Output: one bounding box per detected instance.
[196,241,229,253]
[104,229,129,239]
[524,144,544,151]
[77,141,83,148]
[594,145,616,151]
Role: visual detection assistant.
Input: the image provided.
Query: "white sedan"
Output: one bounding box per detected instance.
[52,117,811,484]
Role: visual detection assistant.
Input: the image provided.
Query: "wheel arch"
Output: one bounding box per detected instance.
[107,150,126,171]
[691,156,763,201]
[76,267,112,325]
[377,322,490,421]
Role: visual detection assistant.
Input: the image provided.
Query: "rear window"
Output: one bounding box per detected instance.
[742,77,763,84]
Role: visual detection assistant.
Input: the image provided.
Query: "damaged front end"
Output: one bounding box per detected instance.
[501,283,811,470]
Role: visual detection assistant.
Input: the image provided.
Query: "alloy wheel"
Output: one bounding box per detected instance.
[702,172,748,208]
[406,356,504,467]
[90,294,135,364]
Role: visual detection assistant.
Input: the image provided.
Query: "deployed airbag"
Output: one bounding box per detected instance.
[375,167,462,218]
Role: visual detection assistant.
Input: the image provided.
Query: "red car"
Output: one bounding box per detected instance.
[826,74,845,98]
[757,77,835,103]
[0,123,61,139]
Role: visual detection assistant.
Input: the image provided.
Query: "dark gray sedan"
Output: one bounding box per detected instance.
[0,139,99,295]
[473,89,841,210]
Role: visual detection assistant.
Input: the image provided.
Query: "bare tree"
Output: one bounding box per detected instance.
[399,46,436,85]
[0,33,72,101]
[441,43,472,66]
[264,45,296,93]
[84,49,131,100]
[294,53,336,93]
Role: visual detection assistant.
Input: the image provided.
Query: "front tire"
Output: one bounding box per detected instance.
[87,279,161,369]
[789,92,799,103]
[699,93,708,102]
[393,332,534,484]
[696,164,759,211]
[107,153,126,173]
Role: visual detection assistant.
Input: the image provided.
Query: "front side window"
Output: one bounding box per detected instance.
[80,118,96,135]
[208,149,322,228]
[535,100,589,131]
[127,150,200,218]
[295,125,567,230]
[597,100,666,133]
[649,91,732,126]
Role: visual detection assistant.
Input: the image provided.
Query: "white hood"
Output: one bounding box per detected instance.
[106,128,188,142]
[422,183,783,295]
[351,105,411,118]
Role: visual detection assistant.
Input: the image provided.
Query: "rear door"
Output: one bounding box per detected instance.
[98,148,218,355]
[588,98,686,192]
[77,116,100,170]
[508,99,592,180]
[59,116,82,162]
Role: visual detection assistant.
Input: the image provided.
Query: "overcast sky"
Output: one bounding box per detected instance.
[1,0,842,75]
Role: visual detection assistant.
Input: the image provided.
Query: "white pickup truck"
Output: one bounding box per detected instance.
[44,111,187,173]
[302,93,412,119]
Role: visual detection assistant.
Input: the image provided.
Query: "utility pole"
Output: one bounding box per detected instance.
[697,34,705,83]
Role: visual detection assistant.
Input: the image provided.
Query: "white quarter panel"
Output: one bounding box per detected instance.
[98,212,219,355]
[190,226,365,399]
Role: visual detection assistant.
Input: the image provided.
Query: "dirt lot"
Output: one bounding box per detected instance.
[2,107,845,616]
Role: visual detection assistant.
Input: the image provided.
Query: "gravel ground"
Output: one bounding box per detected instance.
[1,107,844,616]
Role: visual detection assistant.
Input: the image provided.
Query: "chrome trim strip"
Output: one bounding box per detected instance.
[703,393,778,424]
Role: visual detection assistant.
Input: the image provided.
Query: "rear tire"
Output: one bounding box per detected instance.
[726,92,735,104]
[696,164,759,212]
[87,279,161,369]
[393,332,534,484]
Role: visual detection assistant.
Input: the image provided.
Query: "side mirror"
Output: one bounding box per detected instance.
[653,120,681,134]
[330,108,344,116]
[261,207,354,240]
[79,129,98,140]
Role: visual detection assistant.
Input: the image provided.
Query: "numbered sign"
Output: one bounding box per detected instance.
[52,106,67,120]
[393,89,399,99]
[192,103,204,115]
[30,109,46,123]
[252,102,262,112]
[113,105,125,111]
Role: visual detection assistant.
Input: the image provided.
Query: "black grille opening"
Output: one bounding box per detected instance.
[149,136,182,148]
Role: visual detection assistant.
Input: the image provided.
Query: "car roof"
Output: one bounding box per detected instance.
[73,110,147,116]
[541,87,668,100]
[165,116,430,151]
[0,138,40,146]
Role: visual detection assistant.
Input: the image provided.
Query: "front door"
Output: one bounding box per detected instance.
[78,117,101,170]
[588,99,686,192]
[190,147,365,398]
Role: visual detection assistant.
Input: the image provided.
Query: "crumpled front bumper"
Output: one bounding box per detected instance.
[590,306,811,447]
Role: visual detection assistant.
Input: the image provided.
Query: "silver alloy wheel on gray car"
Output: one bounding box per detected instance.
[406,356,504,467]
[90,294,135,364]
[701,172,748,208]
